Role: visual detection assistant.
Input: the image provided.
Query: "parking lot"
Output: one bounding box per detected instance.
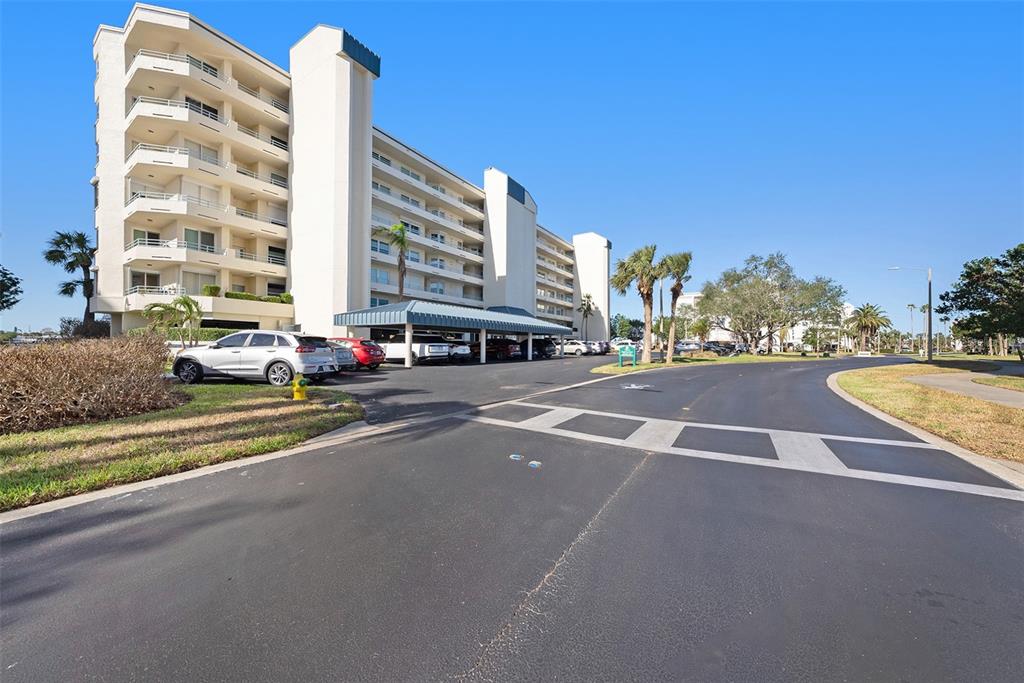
[321,352,612,423]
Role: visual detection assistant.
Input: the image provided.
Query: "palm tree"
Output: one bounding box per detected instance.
[577,293,595,341]
[846,303,892,352]
[906,303,916,352]
[43,231,96,324]
[610,245,658,364]
[143,295,204,350]
[691,317,712,346]
[378,223,410,300]
[657,252,692,361]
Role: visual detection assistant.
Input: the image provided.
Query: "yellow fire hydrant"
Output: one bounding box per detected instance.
[292,372,309,401]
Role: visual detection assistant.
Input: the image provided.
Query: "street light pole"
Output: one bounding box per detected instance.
[927,267,933,363]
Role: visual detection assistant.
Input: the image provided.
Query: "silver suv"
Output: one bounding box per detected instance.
[173,331,340,386]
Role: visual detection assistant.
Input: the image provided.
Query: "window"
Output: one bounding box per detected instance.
[276,335,292,347]
[370,297,390,307]
[232,284,246,293]
[132,229,160,244]
[248,333,276,347]
[130,271,160,288]
[429,258,446,270]
[372,151,392,166]
[400,194,420,208]
[184,96,219,121]
[400,166,421,182]
[371,268,390,285]
[429,282,445,295]
[401,221,421,235]
[186,55,219,78]
[372,181,391,195]
[267,282,286,296]
[270,171,287,188]
[182,271,216,295]
[184,139,219,165]
[429,232,445,244]
[217,333,250,348]
[370,239,390,255]
[183,228,215,253]
[406,250,421,263]
[268,245,286,265]
[270,135,287,151]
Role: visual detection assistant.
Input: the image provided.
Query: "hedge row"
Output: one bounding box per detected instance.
[127,327,241,342]
[0,334,181,434]
[223,291,293,304]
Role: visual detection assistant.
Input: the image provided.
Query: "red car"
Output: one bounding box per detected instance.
[330,337,386,369]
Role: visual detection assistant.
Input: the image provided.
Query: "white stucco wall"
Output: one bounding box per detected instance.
[482,168,537,311]
[572,232,611,341]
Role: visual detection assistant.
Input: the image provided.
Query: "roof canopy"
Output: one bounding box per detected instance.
[333,300,573,335]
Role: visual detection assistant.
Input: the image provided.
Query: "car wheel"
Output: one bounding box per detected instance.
[266,361,293,387]
[575,349,583,356]
[176,359,203,384]
[369,363,380,370]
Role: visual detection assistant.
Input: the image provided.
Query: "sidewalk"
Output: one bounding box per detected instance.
[906,370,1024,410]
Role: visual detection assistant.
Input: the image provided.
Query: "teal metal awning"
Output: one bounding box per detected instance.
[333,300,573,335]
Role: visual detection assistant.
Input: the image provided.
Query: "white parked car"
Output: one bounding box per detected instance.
[610,339,635,350]
[382,333,452,364]
[560,339,591,356]
[587,341,603,354]
[173,331,341,386]
[446,339,472,362]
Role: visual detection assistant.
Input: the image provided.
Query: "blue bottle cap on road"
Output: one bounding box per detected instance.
[509,454,523,461]
[528,460,542,469]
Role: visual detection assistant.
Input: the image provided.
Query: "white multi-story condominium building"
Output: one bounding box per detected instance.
[91,4,612,340]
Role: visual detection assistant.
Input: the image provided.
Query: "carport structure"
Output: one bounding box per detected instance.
[333,301,573,368]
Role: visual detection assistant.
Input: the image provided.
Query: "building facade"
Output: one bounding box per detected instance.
[91,4,611,340]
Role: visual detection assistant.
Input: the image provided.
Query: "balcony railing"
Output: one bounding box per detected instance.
[124,192,288,228]
[126,285,187,296]
[127,96,227,125]
[129,49,289,114]
[125,144,288,191]
[235,166,288,188]
[372,156,484,215]
[237,123,288,151]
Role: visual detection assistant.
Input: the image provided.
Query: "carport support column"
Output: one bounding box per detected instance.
[480,328,487,364]
[404,322,413,368]
[559,335,565,357]
[527,332,533,360]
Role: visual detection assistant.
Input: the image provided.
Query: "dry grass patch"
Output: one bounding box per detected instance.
[837,363,1024,463]
[973,376,1024,393]
[0,383,363,511]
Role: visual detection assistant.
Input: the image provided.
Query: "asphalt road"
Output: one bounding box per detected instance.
[3,356,1023,681]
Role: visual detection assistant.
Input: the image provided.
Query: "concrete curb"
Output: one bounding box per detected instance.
[826,370,1024,491]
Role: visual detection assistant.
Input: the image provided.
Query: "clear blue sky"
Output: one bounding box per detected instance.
[2,1,1022,333]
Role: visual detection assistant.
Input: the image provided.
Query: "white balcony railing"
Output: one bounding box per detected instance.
[125,144,287,191]
[236,123,288,151]
[235,166,288,188]
[124,192,288,228]
[129,49,289,114]
[126,285,187,296]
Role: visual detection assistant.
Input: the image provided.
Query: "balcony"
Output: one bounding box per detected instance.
[125,144,288,201]
[126,49,290,126]
[536,256,574,276]
[124,191,288,239]
[371,157,485,220]
[537,240,574,264]
[122,238,287,277]
[372,188,484,244]
[369,281,485,308]
[371,223,484,264]
[370,249,484,285]
[537,291,574,305]
[126,97,289,164]
[537,273,574,294]
[118,288,294,317]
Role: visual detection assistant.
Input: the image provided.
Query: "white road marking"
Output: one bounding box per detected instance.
[461,403,1024,502]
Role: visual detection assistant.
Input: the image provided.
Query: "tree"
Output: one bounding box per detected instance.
[657,251,693,362]
[801,277,847,353]
[143,295,204,350]
[377,223,410,300]
[577,293,595,341]
[845,304,892,352]
[611,313,632,339]
[690,317,712,345]
[43,231,96,324]
[0,265,22,311]
[937,243,1024,360]
[610,245,658,363]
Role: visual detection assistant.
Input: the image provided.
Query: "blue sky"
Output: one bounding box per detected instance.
[2,1,1022,333]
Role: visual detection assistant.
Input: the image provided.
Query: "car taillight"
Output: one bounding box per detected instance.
[296,345,317,353]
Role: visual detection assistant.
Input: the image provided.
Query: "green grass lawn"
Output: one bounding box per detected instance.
[837,362,1023,463]
[0,383,363,511]
[973,376,1024,393]
[592,352,840,375]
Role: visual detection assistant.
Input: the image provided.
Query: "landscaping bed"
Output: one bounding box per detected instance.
[837,361,1024,463]
[0,384,363,511]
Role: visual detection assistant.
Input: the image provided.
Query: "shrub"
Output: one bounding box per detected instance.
[279,293,294,304]
[127,327,241,342]
[59,317,111,339]
[0,334,183,434]
[259,295,283,303]
[201,284,221,297]
[224,291,258,301]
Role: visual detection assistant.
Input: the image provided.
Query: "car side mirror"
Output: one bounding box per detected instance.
[209,343,221,349]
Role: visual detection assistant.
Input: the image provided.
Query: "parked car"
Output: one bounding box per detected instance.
[519,338,557,359]
[675,340,701,352]
[382,333,452,364]
[325,340,357,371]
[446,338,472,362]
[586,341,603,354]
[469,337,522,361]
[561,339,591,356]
[330,337,385,370]
[610,339,635,350]
[173,331,340,386]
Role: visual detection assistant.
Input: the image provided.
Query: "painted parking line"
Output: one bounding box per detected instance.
[461,402,1024,502]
